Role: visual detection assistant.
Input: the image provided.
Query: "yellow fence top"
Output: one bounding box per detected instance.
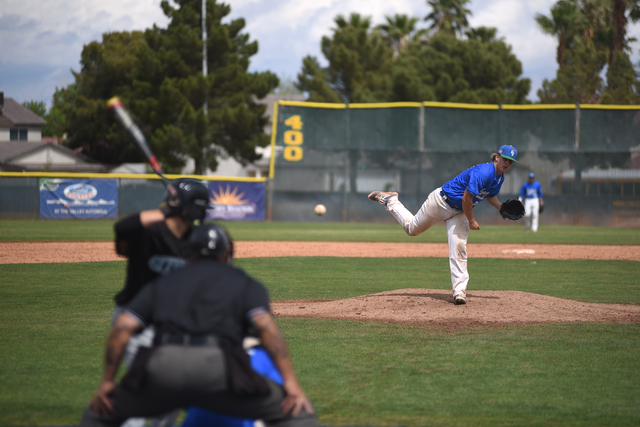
[502,104,576,110]
[0,172,266,182]
[348,102,422,109]
[278,100,640,110]
[579,104,640,110]
[278,100,346,109]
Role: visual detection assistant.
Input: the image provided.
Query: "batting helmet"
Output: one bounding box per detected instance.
[188,223,234,262]
[160,179,210,226]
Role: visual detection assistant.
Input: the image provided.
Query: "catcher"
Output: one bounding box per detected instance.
[368,145,524,305]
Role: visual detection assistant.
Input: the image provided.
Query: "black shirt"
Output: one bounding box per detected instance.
[125,259,270,345]
[113,214,190,306]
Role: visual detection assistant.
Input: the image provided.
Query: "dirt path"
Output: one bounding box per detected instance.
[1,241,639,263]
[1,241,638,329]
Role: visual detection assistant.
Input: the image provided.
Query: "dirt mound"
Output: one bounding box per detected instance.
[271,288,640,331]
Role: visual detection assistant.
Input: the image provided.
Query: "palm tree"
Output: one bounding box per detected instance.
[334,13,372,31]
[374,14,425,57]
[535,0,582,67]
[424,0,472,37]
[612,0,627,56]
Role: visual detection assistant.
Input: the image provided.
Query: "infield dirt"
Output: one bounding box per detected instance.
[2,241,639,329]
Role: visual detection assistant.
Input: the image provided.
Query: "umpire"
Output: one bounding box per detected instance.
[80,223,316,427]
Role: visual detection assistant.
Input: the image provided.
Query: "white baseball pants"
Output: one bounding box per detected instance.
[385,187,469,297]
[523,198,540,232]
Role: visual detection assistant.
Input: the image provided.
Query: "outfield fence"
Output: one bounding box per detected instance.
[1,101,640,226]
[269,101,640,227]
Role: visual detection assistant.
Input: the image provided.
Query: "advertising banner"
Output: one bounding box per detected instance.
[40,178,118,219]
[206,181,265,221]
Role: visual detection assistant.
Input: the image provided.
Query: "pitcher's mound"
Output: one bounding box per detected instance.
[271,289,640,330]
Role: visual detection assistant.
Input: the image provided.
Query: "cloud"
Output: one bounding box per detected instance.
[3,0,640,105]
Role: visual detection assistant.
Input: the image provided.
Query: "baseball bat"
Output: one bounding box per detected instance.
[107,97,170,187]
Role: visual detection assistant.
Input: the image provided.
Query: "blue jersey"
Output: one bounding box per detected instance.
[441,162,504,209]
[519,181,543,199]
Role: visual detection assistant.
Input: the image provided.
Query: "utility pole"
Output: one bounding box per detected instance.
[202,0,208,174]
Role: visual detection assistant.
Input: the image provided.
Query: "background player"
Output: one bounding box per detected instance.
[519,172,544,233]
[368,145,518,305]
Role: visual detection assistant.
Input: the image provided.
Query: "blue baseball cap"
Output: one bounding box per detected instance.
[498,145,518,162]
[529,172,535,178]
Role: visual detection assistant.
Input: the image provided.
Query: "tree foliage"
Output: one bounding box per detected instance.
[538,40,607,103]
[298,16,531,105]
[55,0,277,172]
[298,13,393,103]
[424,0,473,36]
[537,0,640,104]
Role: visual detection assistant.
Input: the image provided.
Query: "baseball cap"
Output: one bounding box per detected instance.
[498,145,518,162]
[529,172,535,178]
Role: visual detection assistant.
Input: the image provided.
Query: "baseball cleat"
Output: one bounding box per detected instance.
[368,191,398,206]
[454,294,467,305]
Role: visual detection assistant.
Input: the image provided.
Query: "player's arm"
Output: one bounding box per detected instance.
[249,308,314,417]
[462,190,480,230]
[89,312,142,416]
[537,184,544,205]
[113,210,165,256]
[485,195,501,210]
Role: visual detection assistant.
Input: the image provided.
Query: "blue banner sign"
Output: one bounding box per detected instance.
[40,178,118,219]
[206,181,265,221]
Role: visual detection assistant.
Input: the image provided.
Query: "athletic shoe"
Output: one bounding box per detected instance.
[368,191,398,206]
[454,294,467,305]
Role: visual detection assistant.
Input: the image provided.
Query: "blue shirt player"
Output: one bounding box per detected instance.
[368,145,518,305]
[519,172,544,232]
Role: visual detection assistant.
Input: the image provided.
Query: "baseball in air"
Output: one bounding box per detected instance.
[314,204,327,216]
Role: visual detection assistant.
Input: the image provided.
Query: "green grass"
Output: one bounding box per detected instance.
[1,257,639,425]
[284,319,640,427]
[2,219,640,245]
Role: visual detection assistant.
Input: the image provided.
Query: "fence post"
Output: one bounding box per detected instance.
[573,103,582,225]
[498,102,503,148]
[417,103,425,206]
[342,103,349,222]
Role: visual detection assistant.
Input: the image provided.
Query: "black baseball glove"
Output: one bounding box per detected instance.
[500,199,525,221]
[539,203,545,214]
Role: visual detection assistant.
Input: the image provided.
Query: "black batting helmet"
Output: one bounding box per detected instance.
[188,223,234,262]
[160,178,210,226]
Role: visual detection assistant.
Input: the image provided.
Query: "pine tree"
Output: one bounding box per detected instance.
[56,0,277,173]
[601,50,637,104]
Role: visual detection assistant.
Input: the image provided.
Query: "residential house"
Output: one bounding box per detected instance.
[0,92,110,172]
[0,92,47,142]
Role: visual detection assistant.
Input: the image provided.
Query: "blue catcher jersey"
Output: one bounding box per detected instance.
[519,181,543,199]
[441,162,504,209]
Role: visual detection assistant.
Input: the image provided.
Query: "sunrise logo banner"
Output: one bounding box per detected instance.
[206,181,265,221]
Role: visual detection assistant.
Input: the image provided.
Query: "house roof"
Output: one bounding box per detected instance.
[0,141,112,172]
[0,97,47,127]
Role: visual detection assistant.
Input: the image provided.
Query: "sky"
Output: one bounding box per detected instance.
[2,0,640,109]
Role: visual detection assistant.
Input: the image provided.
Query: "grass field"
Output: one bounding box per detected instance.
[2,219,640,245]
[0,221,639,426]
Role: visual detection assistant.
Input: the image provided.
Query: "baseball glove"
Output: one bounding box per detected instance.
[500,199,525,221]
[539,203,545,214]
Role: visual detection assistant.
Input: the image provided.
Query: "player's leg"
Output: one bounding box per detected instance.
[111,308,155,427]
[531,198,540,232]
[384,188,455,236]
[445,213,470,304]
[523,198,534,231]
